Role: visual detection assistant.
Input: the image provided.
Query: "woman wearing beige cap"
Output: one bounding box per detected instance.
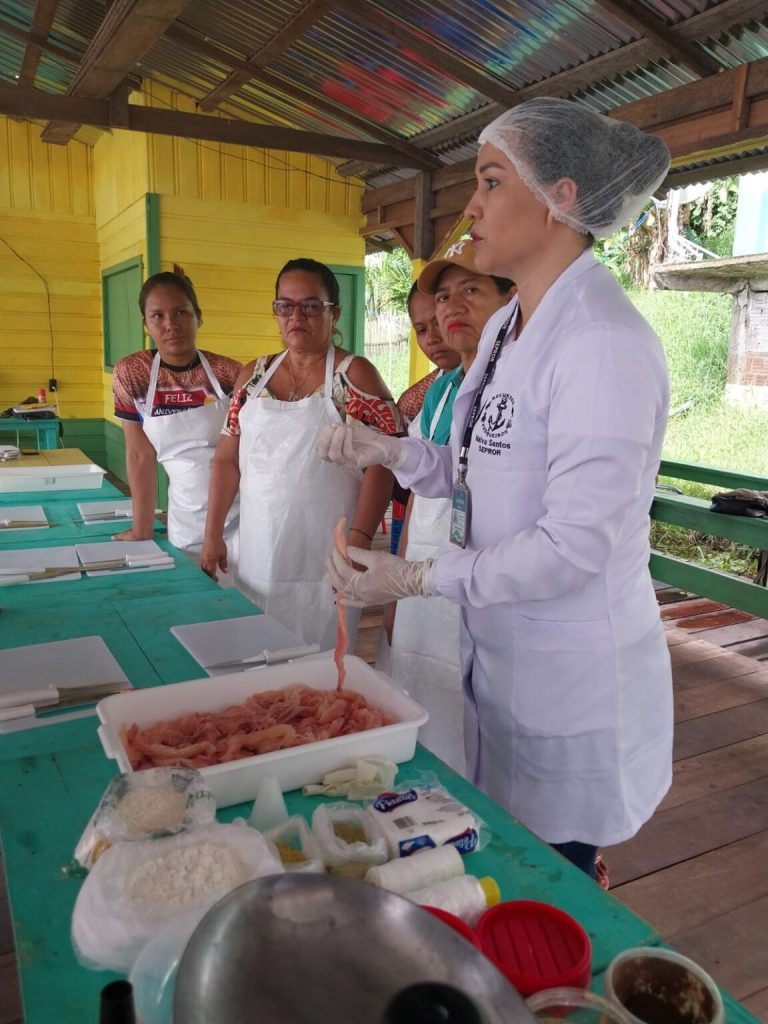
[388,241,513,776]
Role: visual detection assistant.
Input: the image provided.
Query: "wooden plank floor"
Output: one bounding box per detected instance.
[1,563,766,1022]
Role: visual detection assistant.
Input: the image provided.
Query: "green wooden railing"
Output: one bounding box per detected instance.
[651,460,768,616]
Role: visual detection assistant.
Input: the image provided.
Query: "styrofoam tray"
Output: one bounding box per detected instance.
[171,614,302,675]
[97,652,428,807]
[0,635,130,734]
[0,545,80,585]
[76,500,134,523]
[0,505,48,531]
[75,540,174,577]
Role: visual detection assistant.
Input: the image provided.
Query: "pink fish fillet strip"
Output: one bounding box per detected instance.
[333,516,351,691]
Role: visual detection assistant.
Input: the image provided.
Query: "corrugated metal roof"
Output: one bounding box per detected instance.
[0,0,766,182]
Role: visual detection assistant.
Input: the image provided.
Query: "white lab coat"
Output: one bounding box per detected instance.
[396,250,673,846]
[236,347,362,650]
[389,380,466,776]
[141,351,239,558]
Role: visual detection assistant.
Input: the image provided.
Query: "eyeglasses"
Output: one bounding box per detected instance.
[272,299,336,317]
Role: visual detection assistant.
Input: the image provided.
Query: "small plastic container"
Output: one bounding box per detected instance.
[476,900,591,997]
[527,986,632,1024]
[423,906,482,948]
[604,947,725,1024]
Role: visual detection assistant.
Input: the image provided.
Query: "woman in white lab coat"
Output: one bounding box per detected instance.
[112,266,241,560]
[388,241,513,776]
[319,99,674,878]
[201,258,400,650]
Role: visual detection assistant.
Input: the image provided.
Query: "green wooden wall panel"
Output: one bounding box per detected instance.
[58,418,106,465]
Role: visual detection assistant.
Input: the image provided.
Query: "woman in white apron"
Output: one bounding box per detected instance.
[388,243,514,776]
[112,266,241,564]
[320,99,673,882]
[201,258,401,650]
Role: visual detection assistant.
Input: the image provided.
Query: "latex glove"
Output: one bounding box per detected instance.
[302,757,397,800]
[316,421,408,470]
[328,545,433,605]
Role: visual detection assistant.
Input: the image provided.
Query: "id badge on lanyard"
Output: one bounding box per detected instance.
[450,309,516,548]
[450,472,470,548]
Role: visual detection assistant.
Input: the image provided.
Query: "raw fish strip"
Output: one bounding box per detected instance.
[121,685,392,771]
[333,516,350,692]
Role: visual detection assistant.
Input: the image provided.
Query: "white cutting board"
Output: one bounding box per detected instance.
[0,505,48,531]
[0,635,130,734]
[75,539,174,577]
[0,545,80,584]
[171,615,302,675]
[76,499,133,523]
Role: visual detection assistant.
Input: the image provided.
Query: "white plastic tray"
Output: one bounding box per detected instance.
[97,653,428,807]
[0,461,105,492]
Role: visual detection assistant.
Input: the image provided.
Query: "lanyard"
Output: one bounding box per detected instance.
[457,309,516,483]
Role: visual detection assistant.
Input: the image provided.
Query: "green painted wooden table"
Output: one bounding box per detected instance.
[0,482,760,1024]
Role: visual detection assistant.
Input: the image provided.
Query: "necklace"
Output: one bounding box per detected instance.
[160,353,200,373]
[285,351,327,401]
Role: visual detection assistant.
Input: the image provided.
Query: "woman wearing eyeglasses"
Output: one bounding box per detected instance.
[201,257,401,648]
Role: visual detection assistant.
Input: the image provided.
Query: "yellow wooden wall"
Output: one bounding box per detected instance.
[92,122,151,419]
[0,116,102,418]
[0,84,366,428]
[142,84,363,367]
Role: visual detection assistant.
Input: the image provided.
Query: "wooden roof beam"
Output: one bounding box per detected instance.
[591,0,720,78]
[0,84,437,168]
[17,0,60,87]
[199,0,331,112]
[40,0,195,145]
[331,0,521,109]
[165,23,440,170]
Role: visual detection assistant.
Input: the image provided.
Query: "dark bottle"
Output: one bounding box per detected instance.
[99,980,136,1024]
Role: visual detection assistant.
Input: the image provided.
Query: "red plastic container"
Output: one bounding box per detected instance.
[424,906,482,948]
[476,900,591,997]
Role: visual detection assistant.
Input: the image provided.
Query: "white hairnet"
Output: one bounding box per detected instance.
[478,97,670,239]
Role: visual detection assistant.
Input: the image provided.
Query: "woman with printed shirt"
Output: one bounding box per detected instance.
[112,266,241,559]
[201,258,400,650]
[388,241,513,777]
[318,98,674,879]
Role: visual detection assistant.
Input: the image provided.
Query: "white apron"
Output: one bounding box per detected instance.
[389,381,466,776]
[236,347,362,650]
[142,351,239,557]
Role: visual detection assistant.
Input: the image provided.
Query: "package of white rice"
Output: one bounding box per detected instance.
[74,768,216,869]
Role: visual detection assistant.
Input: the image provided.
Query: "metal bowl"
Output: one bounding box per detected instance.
[174,873,534,1024]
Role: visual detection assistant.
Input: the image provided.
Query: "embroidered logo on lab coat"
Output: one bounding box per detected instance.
[476,392,514,456]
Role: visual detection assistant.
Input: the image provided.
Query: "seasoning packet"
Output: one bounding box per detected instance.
[74,768,216,869]
[311,803,388,878]
[266,815,325,874]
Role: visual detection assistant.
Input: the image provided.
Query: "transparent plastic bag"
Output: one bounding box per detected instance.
[267,815,325,874]
[311,803,388,878]
[365,771,489,858]
[74,768,216,869]
[71,822,283,972]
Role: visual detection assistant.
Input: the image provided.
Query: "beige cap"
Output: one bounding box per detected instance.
[417,238,481,294]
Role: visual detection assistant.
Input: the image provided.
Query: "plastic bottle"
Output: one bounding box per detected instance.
[408,875,500,927]
[37,388,46,404]
[366,845,465,895]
